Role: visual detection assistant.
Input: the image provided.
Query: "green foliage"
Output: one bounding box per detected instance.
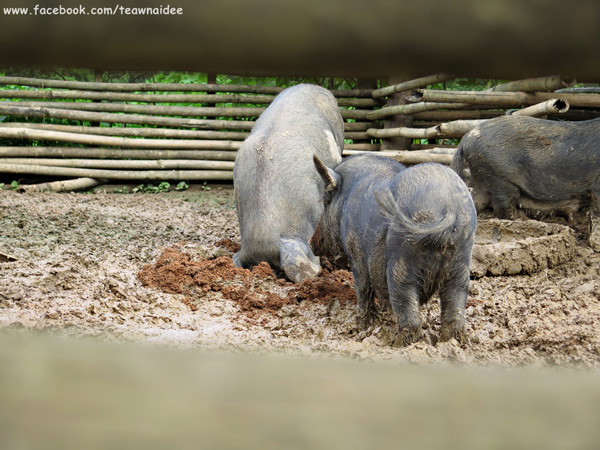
[430,78,506,91]
[175,181,189,191]
[131,182,171,194]
[201,181,211,191]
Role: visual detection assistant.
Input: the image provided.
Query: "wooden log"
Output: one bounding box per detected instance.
[0,127,242,150]
[0,77,375,98]
[0,147,238,161]
[372,73,454,98]
[343,149,454,165]
[489,75,576,92]
[0,101,371,121]
[414,89,600,108]
[0,123,250,140]
[0,90,378,108]
[17,177,108,193]
[0,89,275,105]
[0,163,234,181]
[367,126,441,139]
[413,110,504,121]
[437,120,486,138]
[0,158,235,171]
[2,100,267,118]
[0,104,256,130]
[366,101,471,120]
[510,98,570,116]
[373,100,571,141]
[343,143,380,151]
[0,77,285,94]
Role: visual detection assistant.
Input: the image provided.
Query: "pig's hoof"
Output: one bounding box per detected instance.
[393,326,423,347]
[440,323,466,343]
[283,259,320,284]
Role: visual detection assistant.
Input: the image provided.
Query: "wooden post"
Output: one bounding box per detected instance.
[381,76,413,151]
[91,69,103,127]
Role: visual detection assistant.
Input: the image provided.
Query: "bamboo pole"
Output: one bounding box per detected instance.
[0,147,238,161]
[0,127,242,150]
[0,104,256,130]
[0,158,235,171]
[489,75,575,92]
[17,177,107,193]
[343,149,454,165]
[0,163,234,181]
[0,77,286,94]
[366,101,471,120]
[369,100,570,140]
[414,89,600,108]
[367,126,441,139]
[510,98,569,116]
[0,76,375,98]
[0,123,250,140]
[0,89,378,108]
[343,143,380,151]
[2,100,267,118]
[372,73,454,98]
[413,110,504,121]
[0,101,371,121]
[0,89,275,105]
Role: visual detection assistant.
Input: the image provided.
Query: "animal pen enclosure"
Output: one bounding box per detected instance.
[0,73,599,189]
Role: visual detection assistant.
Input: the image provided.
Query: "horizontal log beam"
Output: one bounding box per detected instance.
[0,100,371,120]
[0,104,256,130]
[488,75,576,92]
[0,163,234,181]
[0,89,378,108]
[366,101,471,120]
[372,74,454,98]
[0,158,235,171]
[0,76,375,98]
[0,127,242,150]
[0,123,249,140]
[17,177,107,193]
[343,149,454,165]
[0,147,239,161]
[413,89,600,108]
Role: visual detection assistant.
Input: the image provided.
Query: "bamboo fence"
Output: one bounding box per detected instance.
[0,74,599,190]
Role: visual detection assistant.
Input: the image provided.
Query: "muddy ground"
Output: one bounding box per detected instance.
[1,184,599,369]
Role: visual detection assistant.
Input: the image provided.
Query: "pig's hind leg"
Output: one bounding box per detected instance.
[489,178,520,219]
[438,267,470,343]
[279,237,321,283]
[386,255,424,346]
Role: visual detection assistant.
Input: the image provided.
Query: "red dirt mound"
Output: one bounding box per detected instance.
[138,247,356,318]
[214,238,241,253]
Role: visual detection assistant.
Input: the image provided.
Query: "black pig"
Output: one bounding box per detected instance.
[311,153,477,345]
[451,116,600,248]
[233,84,344,282]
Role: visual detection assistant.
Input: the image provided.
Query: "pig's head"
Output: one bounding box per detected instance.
[309,155,348,266]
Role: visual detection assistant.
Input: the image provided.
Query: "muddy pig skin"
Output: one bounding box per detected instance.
[311,153,477,345]
[451,116,600,249]
[233,84,344,283]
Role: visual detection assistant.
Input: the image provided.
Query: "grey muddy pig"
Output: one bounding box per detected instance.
[452,116,600,249]
[310,153,477,344]
[233,84,344,283]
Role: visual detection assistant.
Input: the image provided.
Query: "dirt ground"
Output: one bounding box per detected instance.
[1,184,599,369]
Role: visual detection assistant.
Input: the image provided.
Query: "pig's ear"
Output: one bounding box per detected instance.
[313,154,340,191]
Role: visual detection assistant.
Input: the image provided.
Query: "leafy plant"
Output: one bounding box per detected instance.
[175,181,189,191]
[132,182,171,193]
[201,181,211,191]
[10,180,18,190]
